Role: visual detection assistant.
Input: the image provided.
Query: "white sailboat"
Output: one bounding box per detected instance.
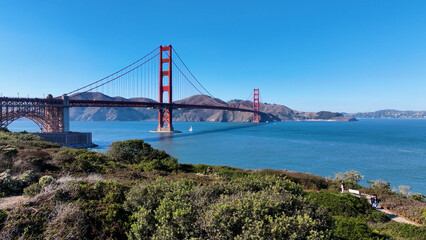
[189,126,193,132]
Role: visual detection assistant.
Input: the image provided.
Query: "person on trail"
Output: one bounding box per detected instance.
[341,181,345,193]
[374,196,380,208]
[370,196,375,206]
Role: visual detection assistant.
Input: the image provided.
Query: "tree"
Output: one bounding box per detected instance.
[367,180,390,191]
[335,170,364,184]
[398,185,412,196]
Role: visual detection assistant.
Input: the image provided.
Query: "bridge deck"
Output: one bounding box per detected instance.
[69,99,257,113]
[0,97,257,113]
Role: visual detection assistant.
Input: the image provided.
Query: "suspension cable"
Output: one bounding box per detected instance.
[171,48,215,98]
[66,47,158,96]
[71,53,159,98]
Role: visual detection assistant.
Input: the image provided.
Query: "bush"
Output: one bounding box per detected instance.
[23,182,42,197]
[0,195,53,239]
[283,170,331,190]
[126,175,331,239]
[203,191,332,239]
[126,178,198,239]
[24,175,56,197]
[0,145,17,158]
[306,191,374,218]
[0,210,7,229]
[366,210,390,223]
[45,202,89,240]
[409,193,425,202]
[107,139,168,164]
[228,173,303,196]
[138,157,179,173]
[213,166,248,179]
[333,216,379,240]
[107,139,179,173]
[1,170,37,197]
[59,149,106,173]
[373,221,426,240]
[54,180,130,239]
[39,175,54,186]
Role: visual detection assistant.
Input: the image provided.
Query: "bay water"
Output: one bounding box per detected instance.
[8,119,426,194]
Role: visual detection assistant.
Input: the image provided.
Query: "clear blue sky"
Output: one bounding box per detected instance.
[0,0,425,112]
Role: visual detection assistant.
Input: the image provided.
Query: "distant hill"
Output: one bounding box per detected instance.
[70,92,356,122]
[344,109,426,119]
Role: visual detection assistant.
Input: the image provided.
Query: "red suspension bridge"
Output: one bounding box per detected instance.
[1,45,263,134]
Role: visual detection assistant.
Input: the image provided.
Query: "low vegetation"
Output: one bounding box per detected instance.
[0,130,425,239]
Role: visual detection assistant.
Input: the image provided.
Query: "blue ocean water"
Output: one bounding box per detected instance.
[8,119,426,194]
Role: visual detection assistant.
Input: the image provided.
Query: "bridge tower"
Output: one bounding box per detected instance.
[253,88,260,123]
[157,45,175,132]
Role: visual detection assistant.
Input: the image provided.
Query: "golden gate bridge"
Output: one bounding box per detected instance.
[1,45,262,135]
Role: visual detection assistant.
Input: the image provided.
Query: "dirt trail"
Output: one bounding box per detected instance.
[376,207,422,227]
[0,195,27,210]
[358,192,422,227]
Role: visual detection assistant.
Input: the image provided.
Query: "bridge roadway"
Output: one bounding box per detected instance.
[0,97,258,113]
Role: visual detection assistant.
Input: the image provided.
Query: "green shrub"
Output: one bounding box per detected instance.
[107,139,179,173]
[212,166,247,179]
[126,178,199,239]
[1,170,37,197]
[373,221,426,240]
[0,145,17,158]
[0,198,53,239]
[53,180,130,239]
[125,175,330,239]
[203,191,332,239]
[125,177,197,212]
[228,173,303,196]
[306,191,373,218]
[107,139,169,164]
[0,209,8,229]
[39,175,54,186]
[409,193,425,202]
[367,210,390,223]
[333,216,380,240]
[23,176,55,197]
[283,170,331,190]
[138,157,179,173]
[189,164,210,174]
[59,149,106,173]
[23,183,42,197]
[45,202,88,240]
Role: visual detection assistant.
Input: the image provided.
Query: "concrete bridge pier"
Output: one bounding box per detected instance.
[62,94,70,132]
[37,94,94,148]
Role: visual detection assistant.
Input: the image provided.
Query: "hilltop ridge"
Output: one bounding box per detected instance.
[70,92,356,122]
[345,109,426,119]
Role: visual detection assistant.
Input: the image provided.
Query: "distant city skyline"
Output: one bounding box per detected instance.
[0,0,425,112]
